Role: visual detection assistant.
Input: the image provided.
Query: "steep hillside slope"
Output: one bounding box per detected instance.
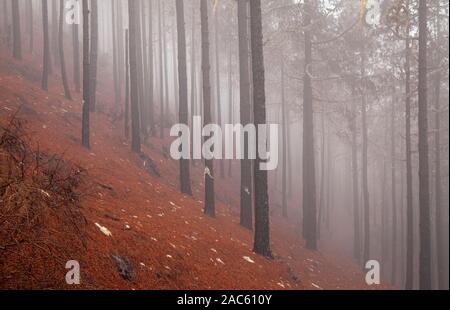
[0,53,380,290]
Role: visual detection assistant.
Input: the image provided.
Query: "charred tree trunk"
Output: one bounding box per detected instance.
[29,0,33,53]
[237,0,252,230]
[250,0,271,257]
[391,91,397,285]
[405,32,414,290]
[214,8,225,178]
[302,0,317,250]
[175,0,192,196]
[128,0,141,153]
[148,0,155,135]
[281,56,287,218]
[72,23,81,93]
[81,0,90,149]
[418,0,431,290]
[158,0,165,138]
[200,0,215,217]
[141,0,149,136]
[89,0,98,111]
[124,29,130,138]
[58,0,72,100]
[11,0,21,60]
[52,0,59,67]
[351,91,361,262]
[41,0,50,91]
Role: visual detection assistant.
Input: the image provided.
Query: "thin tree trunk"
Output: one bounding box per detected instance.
[29,0,33,53]
[418,0,432,290]
[175,0,192,196]
[214,8,225,178]
[302,0,317,250]
[128,0,141,153]
[52,0,59,66]
[391,92,397,286]
[250,0,271,257]
[228,42,233,178]
[89,0,98,111]
[11,0,21,60]
[148,0,155,135]
[124,29,130,138]
[351,91,361,262]
[200,0,215,217]
[158,0,165,138]
[405,29,414,290]
[172,20,179,120]
[112,0,120,113]
[237,0,252,230]
[72,23,81,93]
[141,0,149,136]
[81,0,90,149]
[58,0,72,100]
[41,0,50,91]
[281,56,287,218]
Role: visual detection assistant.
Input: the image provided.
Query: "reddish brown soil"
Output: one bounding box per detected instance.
[0,51,386,290]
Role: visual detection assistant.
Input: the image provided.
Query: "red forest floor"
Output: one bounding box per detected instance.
[0,51,385,290]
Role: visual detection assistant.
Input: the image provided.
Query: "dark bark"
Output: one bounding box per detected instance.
[128,0,141,153]
[237,0,252,230]
[200,0,215,218]
[405,32,414,290]
[175,0,192,196]
[214,9,225,178]
[89,0,98,111]
[72,23,81,93]
[158,0,165,138]
[11,0,21,60]
[250,0,271,257]
[148,0,155,135]
[351,90,360,262]
[124,29,130,138]
[418,0,431,290]
[390,92,397,285]
[58,0,72,100]
[302,0,317,250]
[81,0,90,149]
[41,0,50,91]
[281,56,287,218]
[51,0,59,66]
[29,0,33,53]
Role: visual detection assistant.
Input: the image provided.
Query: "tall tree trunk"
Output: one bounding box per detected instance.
[89,0,98,111]
[237,0,252,230]
[81,0,90,149]
[318,106,325,236]
[112,0,120,113]
[391,91,397,285]
[58,0,72,100]
[250,0,271,257]
[214,8,225,178]
[162,2,170,127]
[158,0,165,138]
[418,0,431,290]
[72,23,81,93]
[351,91,360,262]
[175,0,192,196]
[200,0,215,217]
[52,0,59,66]
[41,0,50,91]
[172,20,179,119]
[29,0,33,53]
[361,51,370,265]
[281,56,287,218]
[148,0,155,135]
[11,0,21,60]
[433,59,445,290]
[128,0,141,153]
[190,1,197,128]
[124,29,130,138]
[228,42,233,178]
[302,0,317,250]
[405,31,414,290]
[141,0,149,136]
